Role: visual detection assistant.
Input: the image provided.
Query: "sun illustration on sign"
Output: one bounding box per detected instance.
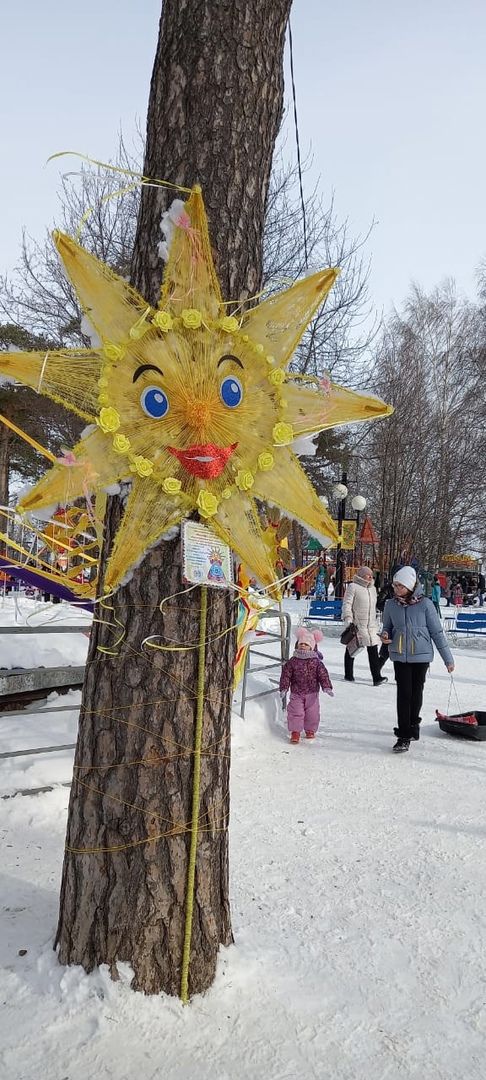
[0,187,392,591]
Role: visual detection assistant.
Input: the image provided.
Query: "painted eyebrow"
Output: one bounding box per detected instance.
[132,363,164,383]
[217,354,244,369]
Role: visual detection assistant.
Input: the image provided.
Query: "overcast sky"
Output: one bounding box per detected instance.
[1,0,485,316]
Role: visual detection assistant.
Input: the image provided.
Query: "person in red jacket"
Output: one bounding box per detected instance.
[293,573,304,600]
[280,628,333,743]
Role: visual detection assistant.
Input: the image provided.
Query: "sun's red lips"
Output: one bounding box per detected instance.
[168,442,237,479]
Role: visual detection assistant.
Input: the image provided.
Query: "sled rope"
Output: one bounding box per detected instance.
[180,583,208,1004]
[447,675,461,715]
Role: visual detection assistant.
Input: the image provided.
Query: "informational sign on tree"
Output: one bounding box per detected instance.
[182,519,233,588]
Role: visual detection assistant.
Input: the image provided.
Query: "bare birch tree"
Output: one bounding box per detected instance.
[365,281,486,570]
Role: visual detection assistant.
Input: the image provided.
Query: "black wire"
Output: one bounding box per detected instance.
[288,18,309,269]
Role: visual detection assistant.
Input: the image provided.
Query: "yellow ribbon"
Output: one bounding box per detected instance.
[180,584,208,1004]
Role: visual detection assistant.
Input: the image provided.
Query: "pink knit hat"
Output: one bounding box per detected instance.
[295,627,323,649]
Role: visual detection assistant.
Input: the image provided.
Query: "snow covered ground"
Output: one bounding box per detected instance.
[0,595,88,795]
[0,593,90,670]
[1,598,486,1079]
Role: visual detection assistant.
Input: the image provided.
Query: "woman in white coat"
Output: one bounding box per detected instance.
[342,565,388,685]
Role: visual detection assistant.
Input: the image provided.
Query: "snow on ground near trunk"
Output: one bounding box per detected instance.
[0,594,91,669]
[1,600,486,1079]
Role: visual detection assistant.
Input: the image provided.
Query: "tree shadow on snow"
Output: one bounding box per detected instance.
[0,870,59,992]
[410,818,486,839]
[325,732,394,757]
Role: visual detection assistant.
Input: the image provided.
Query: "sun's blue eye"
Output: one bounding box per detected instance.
[140,385,169,419]
[220,376,243,408]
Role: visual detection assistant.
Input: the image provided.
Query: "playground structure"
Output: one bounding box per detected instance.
[0,503,99,609]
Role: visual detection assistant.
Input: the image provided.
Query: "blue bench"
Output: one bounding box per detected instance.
[453,612,486,635]
[306,598,342,621]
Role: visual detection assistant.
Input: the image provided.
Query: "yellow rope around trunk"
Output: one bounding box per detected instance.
[180,584,208,1004]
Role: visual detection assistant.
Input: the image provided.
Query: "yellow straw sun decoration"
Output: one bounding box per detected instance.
[0,184,393,592]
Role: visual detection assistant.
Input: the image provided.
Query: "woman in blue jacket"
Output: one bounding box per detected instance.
[381,566,454,753]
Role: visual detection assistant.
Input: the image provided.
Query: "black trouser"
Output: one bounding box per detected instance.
[345,644,382,683]
[394,662,429,739]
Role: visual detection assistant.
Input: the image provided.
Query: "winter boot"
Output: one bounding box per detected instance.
[373,676,388,686]
[411,718,422,741]
[305,731,315,740]
[393,738,410,753]
[290,731,300,744]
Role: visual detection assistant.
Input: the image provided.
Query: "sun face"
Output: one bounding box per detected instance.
[93,323,298,500]
[0,187,393,592]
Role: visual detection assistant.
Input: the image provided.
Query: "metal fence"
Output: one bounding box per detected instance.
[238,608,291,719]
[0,624,86,798]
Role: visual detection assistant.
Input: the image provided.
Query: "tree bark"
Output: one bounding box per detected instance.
[56,0,292,996]
[291,519,303,568]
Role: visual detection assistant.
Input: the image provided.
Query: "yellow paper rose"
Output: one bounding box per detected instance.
[103,341,125,363]
[98,392,110,407]
[218,315,239,334]
[113,434,131,454]
[162,477,182,495]
[221,487,233,500]
[181,308,203,330]
[236,469,254,491]
[196,489,219,518]
[272,422,294,445]
[265,354,276,366]
[98,407,121,433]
[268,368,286,386]
[98,375,109,389]
[131,455,154,477]
[152,310,173,332]
[257,451,274,472]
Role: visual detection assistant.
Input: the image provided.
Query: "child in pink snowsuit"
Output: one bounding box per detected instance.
[280,627,333,743]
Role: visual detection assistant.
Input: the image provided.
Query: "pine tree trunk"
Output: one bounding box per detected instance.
[56,0,292,996]
[291,519,303,568]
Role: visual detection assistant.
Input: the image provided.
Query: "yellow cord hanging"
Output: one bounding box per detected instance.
[47,150,193,194]
[180,584,208,1005]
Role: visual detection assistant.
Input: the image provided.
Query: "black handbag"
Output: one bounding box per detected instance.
[340,622,357,645]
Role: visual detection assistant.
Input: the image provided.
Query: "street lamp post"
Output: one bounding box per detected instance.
[332,473,348,601]
[351,495,367,567]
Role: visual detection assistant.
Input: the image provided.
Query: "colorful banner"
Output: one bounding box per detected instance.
[441,553,478,569]
[340,520,357,550]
